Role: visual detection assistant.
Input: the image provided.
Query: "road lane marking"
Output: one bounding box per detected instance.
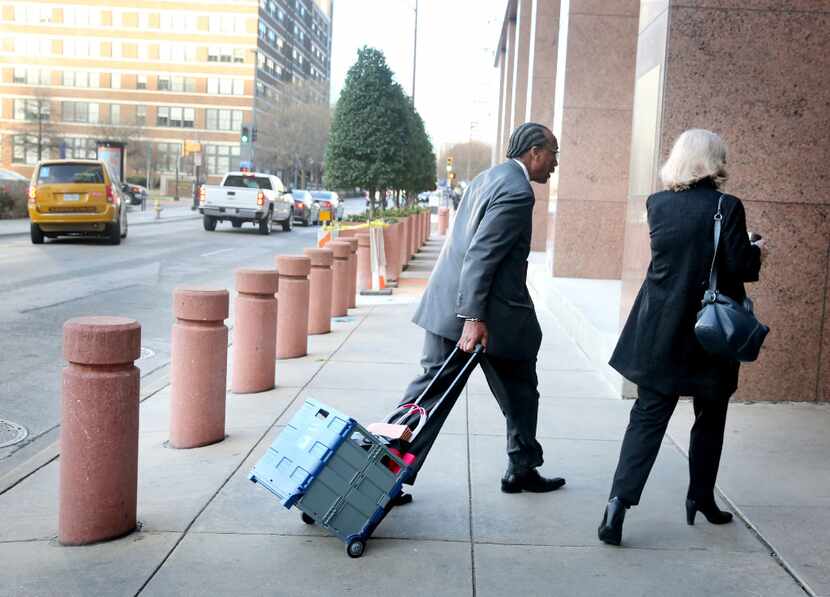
[200,248,236,257]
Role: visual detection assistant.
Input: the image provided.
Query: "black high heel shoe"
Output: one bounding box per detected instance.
[598,497,627,546]
[685,498,733,525]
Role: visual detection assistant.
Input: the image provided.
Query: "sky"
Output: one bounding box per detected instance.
[329,0,506,156]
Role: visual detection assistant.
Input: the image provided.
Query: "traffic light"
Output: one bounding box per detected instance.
[241,126,250,144]
[251,127,258,142]
[446,156,454,172]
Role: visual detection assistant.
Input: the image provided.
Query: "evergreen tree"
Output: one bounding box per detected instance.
[325,47,435,213]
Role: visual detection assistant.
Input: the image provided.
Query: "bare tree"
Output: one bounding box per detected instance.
[256,83,331,189]
[437,140,493,183]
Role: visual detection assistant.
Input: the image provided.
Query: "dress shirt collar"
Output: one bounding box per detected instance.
[511,158,530,183]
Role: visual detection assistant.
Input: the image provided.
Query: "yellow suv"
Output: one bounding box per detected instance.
[28,159,128,245]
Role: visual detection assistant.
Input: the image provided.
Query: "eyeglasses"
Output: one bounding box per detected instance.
[540,144,559,159]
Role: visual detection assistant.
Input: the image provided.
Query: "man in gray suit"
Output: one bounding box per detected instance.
[395,122,563,495]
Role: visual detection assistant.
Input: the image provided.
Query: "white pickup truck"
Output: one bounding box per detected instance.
[199,171,294,235]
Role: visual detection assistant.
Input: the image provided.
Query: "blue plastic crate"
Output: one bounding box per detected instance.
[248,399,355,508]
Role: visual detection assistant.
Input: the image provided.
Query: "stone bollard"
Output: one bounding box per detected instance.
[60,316,141,546]
[170,288,229,449]
[356,232,372,292]
[304,247,334,334]
[328,241,351,317]
[276,255,311,359]
[409,215,418,259]
[384,221,402,283]
[231,269,278,394]
[426,208,432,240]
[345,236,359,308]
[400,216,410,269]
[438,206,450,235]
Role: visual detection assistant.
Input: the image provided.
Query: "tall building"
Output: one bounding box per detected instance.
[0,0,333,188]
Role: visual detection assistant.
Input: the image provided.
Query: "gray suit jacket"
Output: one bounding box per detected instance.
[412,160,542,361]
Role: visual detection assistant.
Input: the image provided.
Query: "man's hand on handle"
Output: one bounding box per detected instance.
[458,320,488,353]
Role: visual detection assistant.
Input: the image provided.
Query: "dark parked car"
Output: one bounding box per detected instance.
[122,183,148,206]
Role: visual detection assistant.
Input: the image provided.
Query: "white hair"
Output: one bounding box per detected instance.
[659,129,728,192]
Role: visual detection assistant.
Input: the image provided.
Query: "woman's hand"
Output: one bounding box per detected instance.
[753,238,768,263]
[458,320,488,353]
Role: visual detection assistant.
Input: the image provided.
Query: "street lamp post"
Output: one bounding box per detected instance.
[412,0,418,103]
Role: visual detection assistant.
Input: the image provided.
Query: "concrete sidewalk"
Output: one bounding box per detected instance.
[0,237,823,596]
[0,200,200,238]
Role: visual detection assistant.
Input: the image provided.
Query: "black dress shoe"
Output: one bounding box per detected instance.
[501,469,566,493]
[391,491,413,507]
[685,498,733,525]
[598,497,627,546]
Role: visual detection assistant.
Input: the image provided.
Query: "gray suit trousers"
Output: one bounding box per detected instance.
[397,331,544,481]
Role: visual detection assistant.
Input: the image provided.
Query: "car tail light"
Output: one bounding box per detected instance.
[106,184,116,204]
[28,184,37,206]
[256,190,265,207]
[199,185,206,205]
[321,200,332,208]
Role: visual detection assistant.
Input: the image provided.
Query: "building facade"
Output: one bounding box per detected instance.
[0,0,332,188]
[495,0,830,402]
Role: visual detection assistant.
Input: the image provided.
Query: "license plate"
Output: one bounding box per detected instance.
[63,194,80,201]
[319,211,331,222]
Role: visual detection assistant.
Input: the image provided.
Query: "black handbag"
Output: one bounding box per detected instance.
[694,195,769,362]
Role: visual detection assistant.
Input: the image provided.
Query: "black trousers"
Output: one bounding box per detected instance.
[609,384,731,506]
[397,331,544,480]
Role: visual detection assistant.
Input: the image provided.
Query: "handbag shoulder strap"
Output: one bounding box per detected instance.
[706,195,725,292]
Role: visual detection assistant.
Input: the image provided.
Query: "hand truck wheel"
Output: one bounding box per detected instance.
[301,512,315,525]
[346,538,366,558]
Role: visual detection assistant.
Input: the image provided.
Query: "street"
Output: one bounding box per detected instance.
[0,202,365,478]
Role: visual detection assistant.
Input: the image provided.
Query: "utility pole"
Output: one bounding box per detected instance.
[36,99,46,161]
[411,0,418,103]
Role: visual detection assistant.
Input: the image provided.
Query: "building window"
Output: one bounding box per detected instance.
[14,99,50,121]
[13,135,48,164]
[207,78,243,96]
[136,105,147,125]
[137,75,148,90]
[62,71,99,88]
[63,138,97,159]
[205,109,243,131]
[159,42,195,62]
[205,144,240,175]
[62,102,99,123]
[109,104,121,124]
[64,6,101,26]
[111,72,122,89]
[156,106,194,128]
[14,67,50,85]
[17,36,52,56]
[160,12,197,31]
[18,4,52,24]
[156,143,182,172]
[64,38,99,58]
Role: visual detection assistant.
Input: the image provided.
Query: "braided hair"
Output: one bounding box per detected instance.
[505,122,550,158]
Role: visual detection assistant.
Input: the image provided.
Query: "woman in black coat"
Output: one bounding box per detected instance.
[597,129,766,546]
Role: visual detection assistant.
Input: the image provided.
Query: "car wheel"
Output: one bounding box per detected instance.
[108,219,121,245]
[203,215,217,231]
[258,211,273,235]
[281,209,293,232]
[30,223,44,244]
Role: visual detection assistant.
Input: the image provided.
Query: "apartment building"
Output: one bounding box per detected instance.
[0,0,333,185]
